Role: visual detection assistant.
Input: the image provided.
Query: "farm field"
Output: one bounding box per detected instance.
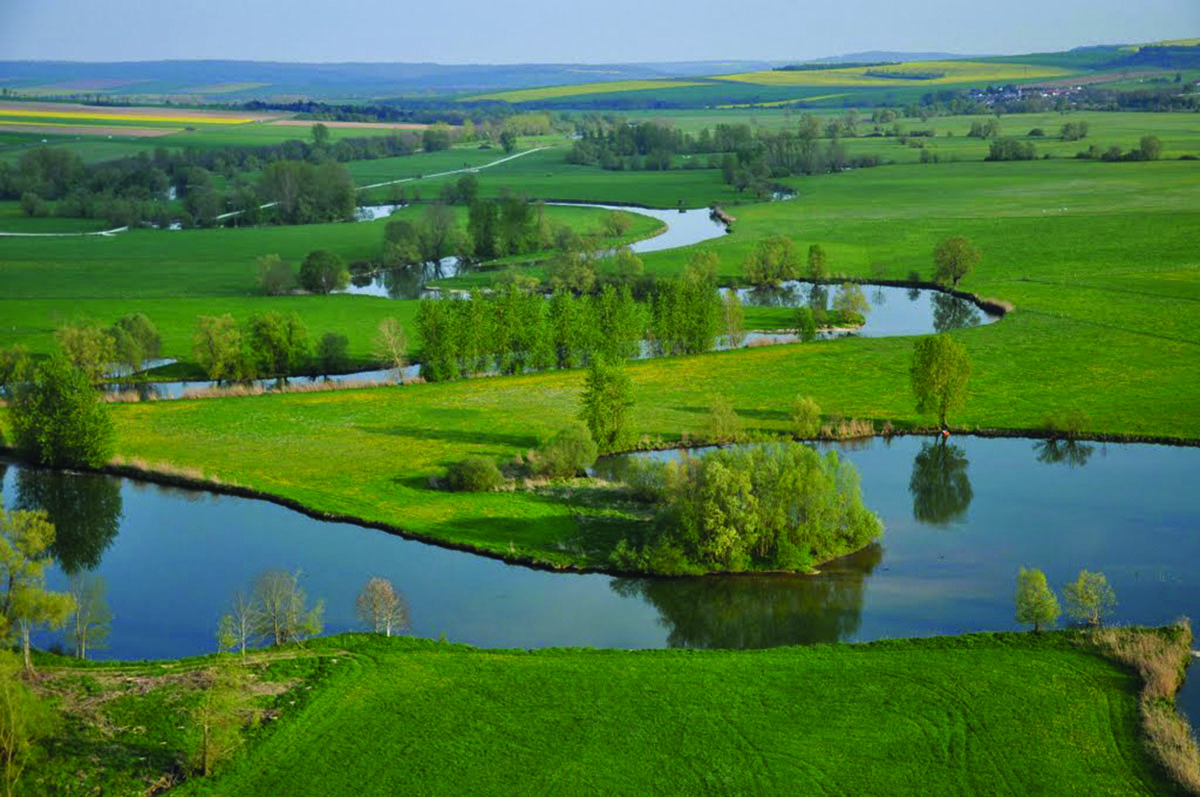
[159,632,1177,796]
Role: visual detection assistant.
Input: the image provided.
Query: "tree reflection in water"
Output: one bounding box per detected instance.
[1033,438,1096,468]
[15,468,123,573]
[610,544,882,649]
[908,440,973,526]
[931,292,981,333]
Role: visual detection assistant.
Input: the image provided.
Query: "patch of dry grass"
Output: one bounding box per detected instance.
[1092,619,1200,794]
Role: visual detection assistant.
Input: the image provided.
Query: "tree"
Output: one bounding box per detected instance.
[191,661,253,776]
[371,318,408,379]
[790,395,821,438]
[298,249,349,295]
[255,254,296,296]
[0,509,75,675]
[356,578,411,637]
[250,570,323,647]
[603,211,632,239]
[194,314,248,383]
[722,291,745,348]
[910,334,971,428]
[310,122,330,149]
[54,321,115,384]
[499,130,517,154]
[246,312,309,381]
[1136,134,1163,161]
[0,650,56,797]
[67,573,111,660]
[742,236,798,287]
[579,358,635,453]
[932,237,980,288]
[216,590,258,658]
[793,306,818,342]
[807,244,829,280]
[312,332,349,378]
[1015,567,1060,632]
[109,313,162,376]
[1063,570,1117,627]
[9,355,114,469]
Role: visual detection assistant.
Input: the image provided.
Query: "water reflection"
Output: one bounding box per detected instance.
[908,441,973,526]
[611,544,882,648]
[1034,439,1097,468]
[931,292,982,333]
[15,468,123,573]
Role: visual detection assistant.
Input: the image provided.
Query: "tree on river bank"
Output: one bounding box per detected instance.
[579,358,635,454]
[910,334,971,429]
[9,355,114,469]
[1015,567,1060,632]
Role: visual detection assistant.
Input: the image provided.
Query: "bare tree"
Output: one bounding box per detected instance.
[216,590,258,658]
[356,578,411,637]
[250,570,323,647]
[68,573,112,659]
[373,318,409,378]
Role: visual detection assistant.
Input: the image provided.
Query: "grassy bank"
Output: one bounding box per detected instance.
[24,630,1190,795]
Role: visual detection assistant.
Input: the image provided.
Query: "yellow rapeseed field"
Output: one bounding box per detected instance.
[713,60,1073,87]
[0,108,254,125]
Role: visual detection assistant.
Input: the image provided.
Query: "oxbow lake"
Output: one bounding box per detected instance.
[4,436,1196,722]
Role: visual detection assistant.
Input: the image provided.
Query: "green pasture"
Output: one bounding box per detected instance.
[178,633,1178,796]
[0,203,658,364]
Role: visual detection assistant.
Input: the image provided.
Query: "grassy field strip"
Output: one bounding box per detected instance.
[0,108,256,125]
[354,145,554,191]
[176,634,1175,795]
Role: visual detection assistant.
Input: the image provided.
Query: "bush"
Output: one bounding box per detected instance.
[444,458,504,492]
[705,396,743,443]
[256,254,296,296]
[536,426,599,479]
[790,396,821,438]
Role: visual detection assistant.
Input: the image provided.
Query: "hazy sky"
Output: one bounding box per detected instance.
[1,0,1197,63]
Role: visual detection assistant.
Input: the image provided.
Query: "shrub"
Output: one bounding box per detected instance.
[705,396,743,444]
[790,396,821,438]
[793,306,818,342]
[444,458,504,492]
[536,426,599,479]
[255,254,296,296]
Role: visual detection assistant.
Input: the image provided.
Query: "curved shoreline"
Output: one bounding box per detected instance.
[5,427,1198,581]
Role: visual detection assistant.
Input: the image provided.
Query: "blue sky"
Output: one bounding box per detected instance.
[1,0,1197,63]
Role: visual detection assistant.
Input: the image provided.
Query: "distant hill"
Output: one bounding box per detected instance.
[808,51,979,64]
[0,59,775,101]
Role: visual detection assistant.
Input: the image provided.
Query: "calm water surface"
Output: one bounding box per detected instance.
[4,436,1195,720]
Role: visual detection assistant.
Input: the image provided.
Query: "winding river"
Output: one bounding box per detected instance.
[5,436,1196,722]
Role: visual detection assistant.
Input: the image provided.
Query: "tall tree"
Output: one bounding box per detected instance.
[298,250,349,295]
[9,356,114,469]
[356,578,411,637]
[0,650,57,797]
[910,334,971,428]
[250,570,323,647]
[246,312,309,381]
[1063,570,1117,627]
[109,313,162,376]
[1015,567,1060,632]
[933,237,981,288]
[67,572,111,660]
[0,509,75,674]
[579,358,635,453]
[194,314,248,383]
[54,322,115,384]
[216,590,258,658]
[373,318,408,377]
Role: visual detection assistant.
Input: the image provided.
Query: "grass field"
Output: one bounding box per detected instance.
[172,632,1181,795]
[715,60,1074,87]
[0,203,660,365]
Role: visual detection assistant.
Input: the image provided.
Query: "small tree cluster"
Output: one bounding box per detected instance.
[217,570,323,652]
[616,443,882,574]
[1015,567,1117,631]
[195,312,343,382]
[743,236,799,287]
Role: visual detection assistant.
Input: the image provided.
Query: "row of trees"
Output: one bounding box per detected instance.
[1015,568,1118,631]
[192,312,375,383]
[414,260,735,383]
